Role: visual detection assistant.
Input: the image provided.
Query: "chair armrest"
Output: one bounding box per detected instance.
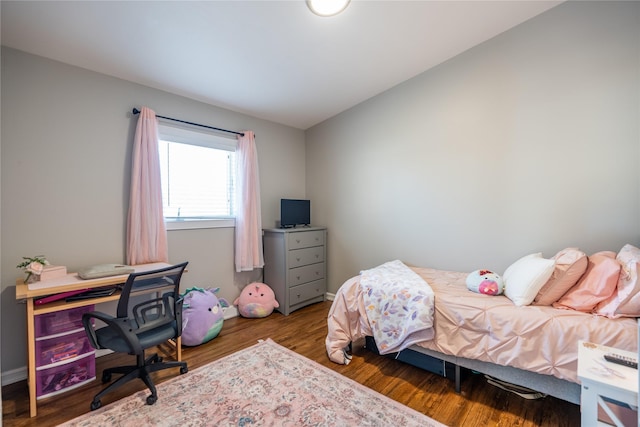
[82,311,113,349]
[82,311,143,354]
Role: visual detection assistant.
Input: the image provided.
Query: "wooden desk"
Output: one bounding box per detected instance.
[15,262,182,417]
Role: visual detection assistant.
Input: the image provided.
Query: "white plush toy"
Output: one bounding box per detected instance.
[466,269,504,296]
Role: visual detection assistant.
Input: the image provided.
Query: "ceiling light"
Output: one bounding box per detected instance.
[307,0,350,17]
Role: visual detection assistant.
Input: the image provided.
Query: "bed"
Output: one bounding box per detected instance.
[325,253,639,405]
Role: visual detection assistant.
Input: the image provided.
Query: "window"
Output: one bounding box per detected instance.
[158,123,236,229]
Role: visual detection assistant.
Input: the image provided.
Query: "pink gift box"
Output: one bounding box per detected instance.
[39,265,67,281]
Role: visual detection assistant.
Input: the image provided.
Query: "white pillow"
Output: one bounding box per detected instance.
[503,253,555,306]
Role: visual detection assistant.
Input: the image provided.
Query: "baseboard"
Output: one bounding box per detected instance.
[222,296,332,319]
[2,366,26,386]
[96,349,113,358]
[224,305,239,320]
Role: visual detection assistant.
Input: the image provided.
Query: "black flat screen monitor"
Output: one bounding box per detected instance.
[280,199,310,228]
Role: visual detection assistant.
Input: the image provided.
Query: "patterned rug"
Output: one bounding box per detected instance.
[60,338,444,426]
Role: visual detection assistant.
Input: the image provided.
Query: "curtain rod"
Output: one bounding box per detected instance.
[132,108,245,137]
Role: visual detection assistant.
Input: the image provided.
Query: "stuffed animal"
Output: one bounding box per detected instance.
[234,282,279,318]
[466,269,504,296]
[181,287,229,346]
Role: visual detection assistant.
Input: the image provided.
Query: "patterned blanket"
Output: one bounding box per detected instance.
[361,260,435,354]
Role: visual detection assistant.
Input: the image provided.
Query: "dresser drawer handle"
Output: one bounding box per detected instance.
[296,239,301,244]
[296,276,301,280]
[296,257,301,262]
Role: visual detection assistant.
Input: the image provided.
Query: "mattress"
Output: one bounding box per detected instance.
[326,265,639,384]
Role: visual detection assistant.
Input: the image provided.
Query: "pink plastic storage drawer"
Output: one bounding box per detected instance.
[35,305,94,337]
[36,354,95,399]
[35,330,93,367]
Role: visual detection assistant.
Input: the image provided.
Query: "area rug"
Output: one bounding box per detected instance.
[60,338,445,426]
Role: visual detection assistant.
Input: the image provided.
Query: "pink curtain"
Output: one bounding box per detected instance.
[126,107,169,265]
[235,131,264,272]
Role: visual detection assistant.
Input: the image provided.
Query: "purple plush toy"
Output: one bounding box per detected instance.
[181,287,229,346]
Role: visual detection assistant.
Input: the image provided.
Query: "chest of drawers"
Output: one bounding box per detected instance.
[263,227,327,315]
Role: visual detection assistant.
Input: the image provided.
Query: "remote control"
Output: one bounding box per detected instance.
[604,353,638,369]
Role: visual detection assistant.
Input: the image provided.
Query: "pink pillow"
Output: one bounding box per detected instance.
[553,251,620,312]
[595,244,640,318]
[533,248,588,306]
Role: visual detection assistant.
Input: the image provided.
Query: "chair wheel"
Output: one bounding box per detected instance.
[90,400,102,411]
[146,394,157,405]
[180,366,188,375]
[102,372,112,383]
[156,356,163,363]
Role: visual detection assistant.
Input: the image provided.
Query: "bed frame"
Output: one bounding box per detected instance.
[365,336,580,404]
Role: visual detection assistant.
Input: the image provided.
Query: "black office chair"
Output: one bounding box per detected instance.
[82,262,189,410]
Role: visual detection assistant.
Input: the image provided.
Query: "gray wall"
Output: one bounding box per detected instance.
[306,1,640,293]
[0,48,306,376]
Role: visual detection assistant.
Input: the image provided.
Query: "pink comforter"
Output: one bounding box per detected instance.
[326,266,638,383]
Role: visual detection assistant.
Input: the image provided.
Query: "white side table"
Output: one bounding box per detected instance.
[578,341,638,426]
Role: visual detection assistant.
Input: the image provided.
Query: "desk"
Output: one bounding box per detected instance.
[578,341,638,426]
[15,262,181,417]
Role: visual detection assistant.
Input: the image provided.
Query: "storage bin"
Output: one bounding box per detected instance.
[35,329,93,367]
[36,353,95,399]
[364,336,465,380]
[35,305,94,336]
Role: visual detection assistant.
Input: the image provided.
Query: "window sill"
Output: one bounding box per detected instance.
[165,219,235,231]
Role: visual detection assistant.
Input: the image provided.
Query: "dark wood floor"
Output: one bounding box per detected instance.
[2,300,580,426]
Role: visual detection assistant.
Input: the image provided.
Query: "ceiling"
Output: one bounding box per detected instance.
[1,1,562,130]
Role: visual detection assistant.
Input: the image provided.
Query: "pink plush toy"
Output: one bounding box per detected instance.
[234,282,279,318]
